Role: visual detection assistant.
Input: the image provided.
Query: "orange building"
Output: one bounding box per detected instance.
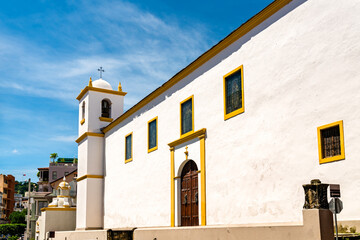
[0,174,15,220]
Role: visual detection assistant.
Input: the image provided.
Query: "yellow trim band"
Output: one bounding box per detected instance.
[170,147,175,227]
[99,117,113,122]
[76,132,104,143]
[199,135,206,225]
[317,120,345,164]
[41,207,76,212]
[102,0,292,134]
[168,128,206,148]
[125,158,133,164]
[76,86,127,101]
[76,175,104,182]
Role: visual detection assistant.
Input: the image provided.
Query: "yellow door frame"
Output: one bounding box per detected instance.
[168,128,207,227]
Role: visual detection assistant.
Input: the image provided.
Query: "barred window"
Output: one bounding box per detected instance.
[321,126,341,158]
[181,97,193,136]
[223,66,244,120]
[125,133,132,162]
[52,171,57,180]
[317,121,345,164]
[148,118,157,152]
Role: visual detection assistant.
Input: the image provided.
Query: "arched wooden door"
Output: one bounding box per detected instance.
[181,160,199,226]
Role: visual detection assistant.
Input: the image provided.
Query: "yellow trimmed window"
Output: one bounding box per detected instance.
[180,95,194,137]
[223,65,244,120]
[148,117,158,153]
[125,132,133,163]
[317,120,345,164]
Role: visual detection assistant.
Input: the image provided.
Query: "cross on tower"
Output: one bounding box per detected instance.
[98,67,105,78]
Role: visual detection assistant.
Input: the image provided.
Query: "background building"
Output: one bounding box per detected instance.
[0,174,15,221]
[13,193,24,211]
[37,167,50,192]
[38,158,77,193]
[49,158,77,184]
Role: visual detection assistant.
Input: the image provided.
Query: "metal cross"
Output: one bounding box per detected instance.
[184,146,189,160]
[98,67,105,78]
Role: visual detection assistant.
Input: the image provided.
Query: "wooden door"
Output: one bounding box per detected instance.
[181,160,199,226]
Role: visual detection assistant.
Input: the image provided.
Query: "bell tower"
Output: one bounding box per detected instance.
[75,75,126,230]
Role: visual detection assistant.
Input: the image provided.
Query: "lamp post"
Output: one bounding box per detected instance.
[25,178,31,240]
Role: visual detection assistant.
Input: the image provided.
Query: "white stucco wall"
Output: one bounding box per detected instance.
[76,180,87,229]
[38,210,76,240]
[76,136,104,229]
[99,0,360,228]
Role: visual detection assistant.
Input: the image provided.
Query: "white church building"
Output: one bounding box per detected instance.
[48,0,360,239]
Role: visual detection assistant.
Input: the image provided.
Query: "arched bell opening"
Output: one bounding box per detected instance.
[101,99,111,118]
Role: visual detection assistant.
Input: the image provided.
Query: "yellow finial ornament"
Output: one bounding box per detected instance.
[89,77,93,87]
[118,82,122,92]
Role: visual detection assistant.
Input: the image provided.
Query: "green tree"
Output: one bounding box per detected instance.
[0,224,26,237]
[9,209,26,224]
[15,181,38,195]
[50,153,58,163]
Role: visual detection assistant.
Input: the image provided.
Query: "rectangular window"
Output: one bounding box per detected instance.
[125,132,133,163]
[148,117,158,153]
[64,172,69,176]
[180,95,194,137]
[317,120,345,164]
[223,65,244,120]
[52,171,57,180]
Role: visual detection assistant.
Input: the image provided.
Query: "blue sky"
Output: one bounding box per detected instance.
[0,0,273,182]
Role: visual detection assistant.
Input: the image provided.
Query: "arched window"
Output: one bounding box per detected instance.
[101,99,111,118]
[82,101,85,120]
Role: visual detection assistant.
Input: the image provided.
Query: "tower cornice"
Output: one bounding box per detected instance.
[76,86,127,101]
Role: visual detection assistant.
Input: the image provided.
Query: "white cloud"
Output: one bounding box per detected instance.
[12,149,19,154]
[50,135,77,142]
[0,0,211,108]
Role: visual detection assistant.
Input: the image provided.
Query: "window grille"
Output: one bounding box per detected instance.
[321,126,341,158]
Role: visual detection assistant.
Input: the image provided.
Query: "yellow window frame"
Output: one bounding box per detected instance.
[125,132,133,163]
[223,65,244,120]
[180,95,194,138]
[148,116,158,153]
[317,120,345,164]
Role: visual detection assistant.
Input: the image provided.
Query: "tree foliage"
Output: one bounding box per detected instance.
[9,209,26,224]
[14,181,38,195]
[0,224,26,237]
[50,153,58,163]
